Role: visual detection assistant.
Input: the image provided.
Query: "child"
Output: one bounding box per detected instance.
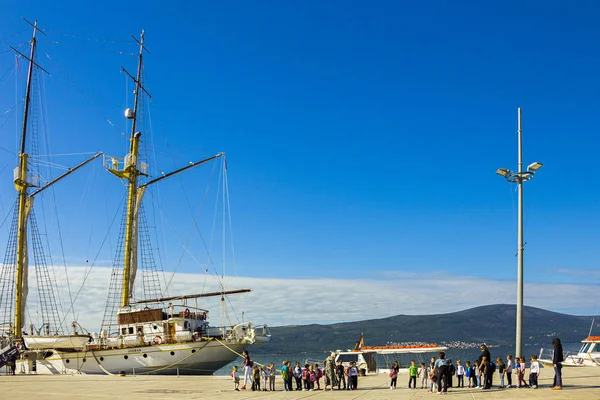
[505,355,513,388]
[516,357,529,388]
[252,365,261,391]
[309,365,316,391]
[268,362,276,391]
[456,360,465,388]
[293,361,302,391]
[261,365,268,391]
[474,361,481,387]
[419,362,428,389]
[408,360,418,389]
[336,360,346,390]
[389,361,399,390]
[348,361,359,390]
[281,361,290,391]
[302,363,311,391]
[314,363,323,390]
[428,364,436,393]
[231,365,240,391]
[496,357,506,388]
[482,360,492,389]
[465,361,472,387]
[529,355,540,389]
[519,357,529,388]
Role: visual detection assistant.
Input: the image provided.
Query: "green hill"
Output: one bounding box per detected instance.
[255,304,598,354]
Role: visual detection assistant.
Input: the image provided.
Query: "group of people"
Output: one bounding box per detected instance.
[230,338,565,393]
[231,351,360,391]
[414,339,564,394]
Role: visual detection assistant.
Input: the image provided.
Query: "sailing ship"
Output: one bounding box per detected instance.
[0,21,270,375]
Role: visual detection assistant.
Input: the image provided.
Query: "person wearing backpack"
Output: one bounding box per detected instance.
[281,361,290,391]
[336,360,346,390]
[496,357,506,388]
[308,365,317,390]
[389,361,399,390]
[447,359,455,388]
[302,364,311,391]
[348,361,359,390]
[465,361,473,387]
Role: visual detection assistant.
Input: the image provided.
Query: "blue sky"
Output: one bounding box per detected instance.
[1,1,599,319]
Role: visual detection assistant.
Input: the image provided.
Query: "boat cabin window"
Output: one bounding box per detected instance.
[580,343,590,353]
[137,327,143,334]
[587,343,596,352]
[129,327,134,334]
[337,354,359,363]
[121,327,127,335]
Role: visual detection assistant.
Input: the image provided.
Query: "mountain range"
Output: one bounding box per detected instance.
[254,304,599,354]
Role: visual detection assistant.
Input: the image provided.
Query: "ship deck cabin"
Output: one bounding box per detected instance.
[102,304,216,348]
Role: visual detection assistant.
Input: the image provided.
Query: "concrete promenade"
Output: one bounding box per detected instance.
[1,368,598,400]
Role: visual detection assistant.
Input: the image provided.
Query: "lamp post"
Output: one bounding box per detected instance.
[496,108,543,359]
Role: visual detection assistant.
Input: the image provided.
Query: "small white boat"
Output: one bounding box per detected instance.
[539,335,600,367]
[334,334,447,374]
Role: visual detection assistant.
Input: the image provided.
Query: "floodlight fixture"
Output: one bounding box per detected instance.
[527,162,543,172]
[496,168,511,178]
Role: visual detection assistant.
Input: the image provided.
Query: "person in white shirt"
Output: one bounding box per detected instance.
[455,360,465,387]
[529,355,540,389]
[505,355,513,388]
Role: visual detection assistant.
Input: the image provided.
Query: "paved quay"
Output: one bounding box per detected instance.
[1,368,599,400]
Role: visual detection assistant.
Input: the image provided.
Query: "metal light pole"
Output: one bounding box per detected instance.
[496,108,543,358]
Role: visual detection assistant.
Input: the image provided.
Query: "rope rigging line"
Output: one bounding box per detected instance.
[59,194,127,326]
[0,62,16,84]
[43,29,133,44]
[155,159,220,293]
[0,28,28,43]
[223,160,238,277]
[43,56,128,139]
[0,41,29,55]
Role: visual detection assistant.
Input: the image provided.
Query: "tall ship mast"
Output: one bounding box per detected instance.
[1,23,270,375]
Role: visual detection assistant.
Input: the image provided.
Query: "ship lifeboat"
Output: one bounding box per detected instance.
[23,335,92,350]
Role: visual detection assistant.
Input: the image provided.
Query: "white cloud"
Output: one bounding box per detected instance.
[17,267,600,333]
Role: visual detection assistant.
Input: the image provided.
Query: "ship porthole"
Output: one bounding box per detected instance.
[65,359,70,364]
[153,325,158,330]
[100,357,104,362]
[143,354,148,358]
[191,349,196,353]
[82,358,86,362]
[124,355,129,360]
[170,351,175,356]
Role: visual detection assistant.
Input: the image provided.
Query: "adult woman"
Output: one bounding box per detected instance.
[552,338,564,390]
[241,350,253,390]
[477,344,491,388]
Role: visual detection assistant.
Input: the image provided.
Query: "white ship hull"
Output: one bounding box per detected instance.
[18,339,248,375]
[539,354,600,368]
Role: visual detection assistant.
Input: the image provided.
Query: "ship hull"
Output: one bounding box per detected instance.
[18,339,247,375]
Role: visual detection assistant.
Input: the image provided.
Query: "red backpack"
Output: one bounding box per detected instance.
[302,368,309,380]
